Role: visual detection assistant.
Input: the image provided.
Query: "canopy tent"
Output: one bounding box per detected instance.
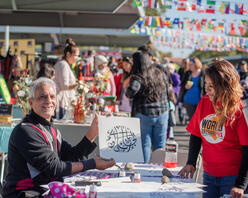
[0,0,149,48]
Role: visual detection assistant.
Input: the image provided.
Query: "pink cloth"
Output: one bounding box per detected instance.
[44,181,87,198]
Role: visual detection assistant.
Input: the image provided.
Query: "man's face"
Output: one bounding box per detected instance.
[29,83,56,121]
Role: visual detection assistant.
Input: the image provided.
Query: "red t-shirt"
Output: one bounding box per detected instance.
[186,95,248,177]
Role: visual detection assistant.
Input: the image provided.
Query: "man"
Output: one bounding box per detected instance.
[3,77,115,197]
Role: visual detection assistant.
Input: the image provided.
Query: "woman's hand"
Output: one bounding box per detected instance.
[85,114,98,142]
[178,165,196,179]
[230,187,244,198]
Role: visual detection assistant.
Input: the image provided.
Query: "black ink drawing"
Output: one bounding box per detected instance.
[106,125,137,152]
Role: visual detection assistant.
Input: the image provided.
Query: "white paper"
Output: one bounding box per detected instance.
[98,115,144,163]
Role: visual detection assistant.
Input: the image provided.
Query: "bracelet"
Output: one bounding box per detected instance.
[82,158,96,172]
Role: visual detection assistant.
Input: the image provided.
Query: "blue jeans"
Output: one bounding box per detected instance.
[203,171,238,198]
[135,111,169,163]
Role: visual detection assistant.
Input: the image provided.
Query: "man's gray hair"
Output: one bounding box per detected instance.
[29,77,56,99]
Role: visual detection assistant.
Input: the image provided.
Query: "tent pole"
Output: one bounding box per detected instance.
[5,25,9,56]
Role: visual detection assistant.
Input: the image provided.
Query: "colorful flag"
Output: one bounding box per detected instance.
[235,3,243,15]
[206,0,216,14]
[156,17,163,27]
[148,0,158,8]
[137,17,144,28]
[162,0,172,9]
[219,1,230,14]
[133,0,143,7]
[173,18,180,25]
[177,0,187,11]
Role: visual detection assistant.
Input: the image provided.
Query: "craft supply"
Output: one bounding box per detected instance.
[161,176,170,184]
[118,169,126,177]
[162,168,173,178]
[134,172,141,183]
[124,162,134,172]
[88,184,97,198]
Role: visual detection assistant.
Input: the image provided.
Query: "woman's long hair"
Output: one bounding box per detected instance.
[131,51,167,101]
[205,60,243,127]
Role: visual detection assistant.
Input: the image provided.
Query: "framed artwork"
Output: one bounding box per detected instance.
[98,115,144,163]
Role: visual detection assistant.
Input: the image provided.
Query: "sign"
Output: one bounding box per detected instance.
[98,115,144,163]
[0,75,11,104]
[0,104,12,116]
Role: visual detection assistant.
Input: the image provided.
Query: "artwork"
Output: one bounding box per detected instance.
[98,115,144,163]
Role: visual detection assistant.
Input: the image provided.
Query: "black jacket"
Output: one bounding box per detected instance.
[3,110,96,198]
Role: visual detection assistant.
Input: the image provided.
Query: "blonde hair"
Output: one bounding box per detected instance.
[205,60,243,127]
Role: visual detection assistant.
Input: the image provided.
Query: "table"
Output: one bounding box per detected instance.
[0,125,14,183]
[61,164,204,198]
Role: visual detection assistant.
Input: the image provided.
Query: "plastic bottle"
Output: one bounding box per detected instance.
[164,138,178,168]
[88,184,97,198]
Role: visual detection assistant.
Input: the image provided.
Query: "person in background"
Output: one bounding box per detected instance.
[126,51,169,163]
[3,77,115,198]
[179,60,248,198]
[166,63,181,101]
[36,64,55,80]
[86,50,96,76]
[54,38,78,119]
[113,58,123,100]
[239,60,248,82]
[94,55,116,96]
[179,57,205,121]
[119,57,132,112]
[178,58,190,124]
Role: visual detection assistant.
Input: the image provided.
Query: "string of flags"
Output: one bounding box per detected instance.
[136,16,247,36]
[133,0,248,15]
[148,28,248,52]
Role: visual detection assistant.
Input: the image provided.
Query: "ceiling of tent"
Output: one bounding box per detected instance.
[0,0,149,47]
[0,32,149,48]
[0,0,126,13]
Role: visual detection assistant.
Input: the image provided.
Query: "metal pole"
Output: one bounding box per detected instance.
[4,25,9,56]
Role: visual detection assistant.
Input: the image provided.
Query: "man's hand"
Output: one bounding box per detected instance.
[178,165,196,179]
[230,187,244,198]
[85,114,98,142]
[95,157,115,170]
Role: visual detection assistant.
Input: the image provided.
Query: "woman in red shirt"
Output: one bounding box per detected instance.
[179,60,248,198]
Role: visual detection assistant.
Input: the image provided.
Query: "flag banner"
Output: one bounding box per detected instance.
[148,0,158,8]
[162,0,172,9]
[219,1,230,14]
[133,0,143,7]
[177,0,187,11]
[206,0,216,13]
[235,3,243,15]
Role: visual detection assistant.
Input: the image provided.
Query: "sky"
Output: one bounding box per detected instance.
[150,0,248,58]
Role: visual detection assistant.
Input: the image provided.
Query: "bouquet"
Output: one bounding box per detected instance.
[13,74,33,115]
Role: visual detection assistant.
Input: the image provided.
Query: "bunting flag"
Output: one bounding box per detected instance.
[206,0,216,13]
[177,0,187,11]
[156,17,163,27]
[235,3,243,15]
[162,0,172,9]
[133,0,143,7]
[219,1,230,14]
[137,17,144,28]
[148,0,158,8]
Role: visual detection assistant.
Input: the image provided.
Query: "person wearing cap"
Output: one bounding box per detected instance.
[94,55,116,96]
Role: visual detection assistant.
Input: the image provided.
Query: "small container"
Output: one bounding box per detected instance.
[88,184,97,198]
[134,172,141,183]
[118,169,126,177]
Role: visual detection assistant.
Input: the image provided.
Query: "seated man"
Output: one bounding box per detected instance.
[3,77,115,198]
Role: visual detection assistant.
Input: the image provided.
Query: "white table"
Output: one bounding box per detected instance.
[62,164,204,198]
